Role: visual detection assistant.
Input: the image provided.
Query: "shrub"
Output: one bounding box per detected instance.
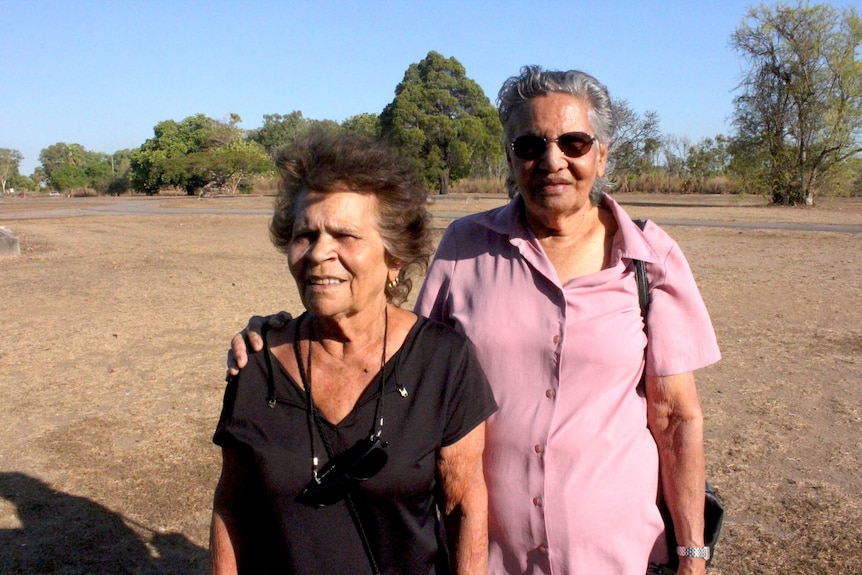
[449,176,506,195]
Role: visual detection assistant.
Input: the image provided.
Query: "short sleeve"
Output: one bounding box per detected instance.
[213,352,271,451]
[645,236,721,376]
[432,325,497,447]
[213,374,242,449]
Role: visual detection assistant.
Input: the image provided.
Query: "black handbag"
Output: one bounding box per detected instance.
[657,482,725,570]
[633,219,725,570]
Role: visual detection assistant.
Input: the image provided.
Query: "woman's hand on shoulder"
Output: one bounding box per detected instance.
[227,312,293,377]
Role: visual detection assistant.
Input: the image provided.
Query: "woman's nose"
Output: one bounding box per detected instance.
[306,235,335,262]
[539,141,569,171]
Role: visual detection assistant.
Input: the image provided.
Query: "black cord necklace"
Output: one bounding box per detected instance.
[295,307,388,479]
[293,307,388,574]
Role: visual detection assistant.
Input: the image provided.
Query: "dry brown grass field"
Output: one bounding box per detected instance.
[1,192,861,574]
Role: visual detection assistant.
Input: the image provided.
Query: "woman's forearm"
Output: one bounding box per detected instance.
[657,412,706,545]
[444,484,489,574]
[646,372,707,575]
[210,448,242,575]
[209,509,239,575]
[438,425,489,575]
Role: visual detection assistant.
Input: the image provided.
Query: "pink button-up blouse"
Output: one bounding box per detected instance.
[415,194,720,575]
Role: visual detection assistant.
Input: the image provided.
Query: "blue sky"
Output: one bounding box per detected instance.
[3,0,856,176]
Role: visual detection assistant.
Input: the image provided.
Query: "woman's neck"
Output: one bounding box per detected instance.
[525,201,601,241]
[307,303,389,361]
[527,204,618,284]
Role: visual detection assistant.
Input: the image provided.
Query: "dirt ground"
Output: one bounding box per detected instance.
[1,192,860,574]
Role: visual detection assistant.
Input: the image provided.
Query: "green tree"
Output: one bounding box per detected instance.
[105,149,134,195]
[184,139,273,195]
[851,157,862,195]
[38,143,115,193]
[132,113,272,195]
[0,148,24,193]
[249,112,311,157]
[49,164,89,193]
[131,114,229,194]
[31,167,47,189]
[731,2,862,205]
[686,136,732,183]
[88,154,114,191]
[342,113,381,139]
[39,143,87,181]
[308,119,345,137]
[380,51,504,193]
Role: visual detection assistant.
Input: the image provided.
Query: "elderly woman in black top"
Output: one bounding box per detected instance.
[209,130,496,575]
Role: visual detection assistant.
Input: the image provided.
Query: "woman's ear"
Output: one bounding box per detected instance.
[388,267,402,284]
[596,141,608,178]
[384,253,401,280]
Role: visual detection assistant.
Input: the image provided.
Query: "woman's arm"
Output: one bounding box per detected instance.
[210,448,244,575]
[646,371,707,575]
[437,423,489,575]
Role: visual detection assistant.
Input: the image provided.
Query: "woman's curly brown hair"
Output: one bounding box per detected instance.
[270,128,432,306]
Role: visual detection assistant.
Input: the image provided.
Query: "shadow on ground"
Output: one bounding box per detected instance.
[0,472,207,574]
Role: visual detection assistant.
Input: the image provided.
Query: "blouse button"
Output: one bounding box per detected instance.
[552,334,561,344]
[545,389,556,399]
[534,444,544,454]
[537,545,549,554]
[532,496,543,507]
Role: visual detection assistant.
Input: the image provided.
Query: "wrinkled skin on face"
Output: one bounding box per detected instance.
[506,92,608,236]
[288,187,398,326]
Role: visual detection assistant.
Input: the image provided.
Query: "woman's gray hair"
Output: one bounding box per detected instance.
[497,65,615,204]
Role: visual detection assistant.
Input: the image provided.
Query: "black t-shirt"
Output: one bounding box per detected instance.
[214,315,497,575]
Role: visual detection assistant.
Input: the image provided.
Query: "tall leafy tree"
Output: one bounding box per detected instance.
[249,112,311,157]
[49,164,90,192]
[0,148,24,193]
[686,135,733,183]
[131,116,212,194]
[342,113,381,139]
[38,143,87,180]
[731,2,862,205]
[37,143,116,193]
[105,149,134,195]
[184,139,272,195]
[31,167,47,189]
[83,152,114,192]
[131,113,270,195]
[380,51,503,193]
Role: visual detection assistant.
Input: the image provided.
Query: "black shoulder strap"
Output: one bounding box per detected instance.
[633,219,650,328]
[634,219,650,391]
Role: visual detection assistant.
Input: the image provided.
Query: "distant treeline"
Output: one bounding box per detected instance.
[3,4,861,205]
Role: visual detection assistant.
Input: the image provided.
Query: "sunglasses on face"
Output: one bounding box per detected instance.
[295,434,389,508]
[510,131,597,161]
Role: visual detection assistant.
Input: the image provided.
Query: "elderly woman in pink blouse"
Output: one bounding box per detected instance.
[414,67,719,575]
[232,66,720,575]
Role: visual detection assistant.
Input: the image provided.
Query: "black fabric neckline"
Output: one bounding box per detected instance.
[262,313,425,428]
